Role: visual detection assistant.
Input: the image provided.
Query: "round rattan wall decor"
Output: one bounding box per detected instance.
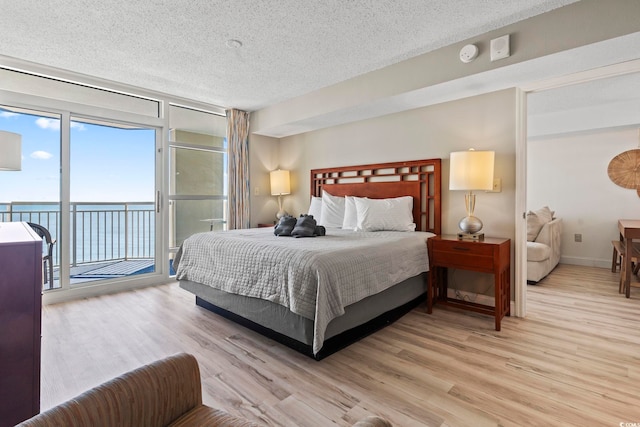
[608,149,640,192]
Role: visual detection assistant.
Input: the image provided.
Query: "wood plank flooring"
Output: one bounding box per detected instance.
[40,264,640,426]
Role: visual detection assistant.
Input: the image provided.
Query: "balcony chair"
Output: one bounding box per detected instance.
[27,222,56,289]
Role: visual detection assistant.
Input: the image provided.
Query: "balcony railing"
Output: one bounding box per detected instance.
[0,202,155,288]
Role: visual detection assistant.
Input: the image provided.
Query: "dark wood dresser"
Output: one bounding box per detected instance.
[0,222,42,426]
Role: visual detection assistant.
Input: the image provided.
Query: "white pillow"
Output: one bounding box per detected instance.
[533,206,554,223]
[307,196,322,223]
[354,196,416,232]
[526,212,545,242]
[342,196,359,230]
[320,191,345,228]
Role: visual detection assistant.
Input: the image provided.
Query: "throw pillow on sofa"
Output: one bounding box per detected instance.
[526,206,555,242]
[533,206,554,223]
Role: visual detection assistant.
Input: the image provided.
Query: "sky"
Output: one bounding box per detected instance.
[0,107,155,204]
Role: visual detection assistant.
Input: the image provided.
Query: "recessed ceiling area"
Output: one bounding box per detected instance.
[0,0,577,112]
[528,70,640,138]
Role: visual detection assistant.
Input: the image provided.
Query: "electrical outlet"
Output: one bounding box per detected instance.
[487,178,502,192]
[254,186,260,196]
[574,233,582,243]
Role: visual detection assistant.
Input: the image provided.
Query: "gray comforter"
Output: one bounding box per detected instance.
[175,227,433,354]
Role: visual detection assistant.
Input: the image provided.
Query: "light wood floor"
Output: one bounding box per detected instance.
[41,264,640,426]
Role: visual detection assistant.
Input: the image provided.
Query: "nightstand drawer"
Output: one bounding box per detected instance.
[431,239,495,256]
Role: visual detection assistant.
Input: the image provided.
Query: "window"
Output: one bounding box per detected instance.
[168,105,227,272]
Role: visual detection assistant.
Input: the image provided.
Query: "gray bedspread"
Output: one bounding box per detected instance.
[175,227,433,354]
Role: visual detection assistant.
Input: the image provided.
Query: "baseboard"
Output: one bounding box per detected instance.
[559,256,610,269]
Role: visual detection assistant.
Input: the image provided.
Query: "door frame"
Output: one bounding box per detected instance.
[514,58,640,317]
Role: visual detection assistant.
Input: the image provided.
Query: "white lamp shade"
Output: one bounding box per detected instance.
[449,150,494,191]
[0,130,22,171]
[270,169,291,196]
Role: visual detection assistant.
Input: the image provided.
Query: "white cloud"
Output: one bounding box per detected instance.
[0,111,18,118]
[35,117,60,130]
[31,151,53,160]
[34,117,87,131]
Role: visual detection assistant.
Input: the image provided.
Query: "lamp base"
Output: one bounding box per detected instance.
[458,214,484,240]
[457,232,485,241]
[275,194,289,220]
[458,214,483,234]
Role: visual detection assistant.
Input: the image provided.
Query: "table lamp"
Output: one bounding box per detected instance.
[270,169,290,220]
[449,149,494,240]
[0,130,22,171]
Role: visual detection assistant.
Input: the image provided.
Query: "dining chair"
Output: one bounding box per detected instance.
[611,239,640,294]
[27,222,56,289]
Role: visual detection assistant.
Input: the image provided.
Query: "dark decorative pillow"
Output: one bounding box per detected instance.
[274,215,296,236]
[292,214,317,238]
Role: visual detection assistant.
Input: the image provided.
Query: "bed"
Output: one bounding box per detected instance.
[176,159,441,359]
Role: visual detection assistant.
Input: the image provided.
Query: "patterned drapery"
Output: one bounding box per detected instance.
[226,109,251,229]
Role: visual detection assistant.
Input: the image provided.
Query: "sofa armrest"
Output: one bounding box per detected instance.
[535,218,562,267]
[18,353,203,427]
[535,218,562,247]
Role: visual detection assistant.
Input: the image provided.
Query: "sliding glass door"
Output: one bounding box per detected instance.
[0,102,161,291]
[69,117,158,286]
[0,65,227,298]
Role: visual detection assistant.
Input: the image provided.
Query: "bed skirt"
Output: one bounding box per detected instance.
[179,273,426,360]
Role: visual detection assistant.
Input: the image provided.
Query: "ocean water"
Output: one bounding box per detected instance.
[0,202,155,265]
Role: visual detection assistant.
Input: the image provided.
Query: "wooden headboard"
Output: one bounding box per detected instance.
[310,159,441,234]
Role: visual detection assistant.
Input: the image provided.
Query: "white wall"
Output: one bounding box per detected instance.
[253,89,517,297]
[527,127,640,267]
[249,133,281,225]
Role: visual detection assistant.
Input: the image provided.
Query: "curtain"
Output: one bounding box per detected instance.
[226,109,251,229]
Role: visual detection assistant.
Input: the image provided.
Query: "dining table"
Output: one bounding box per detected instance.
[618,219,640,298]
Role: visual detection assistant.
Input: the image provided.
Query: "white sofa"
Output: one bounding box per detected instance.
[527,217,562,283]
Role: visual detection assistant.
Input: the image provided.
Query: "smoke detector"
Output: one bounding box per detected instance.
[459,44,478,63]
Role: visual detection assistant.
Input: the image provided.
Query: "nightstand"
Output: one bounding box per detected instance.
[427,235,510,331]
[258,223,275,228]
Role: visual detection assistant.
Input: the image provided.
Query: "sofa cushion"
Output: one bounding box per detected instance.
[169,405,262,427]
[527,241,552,262]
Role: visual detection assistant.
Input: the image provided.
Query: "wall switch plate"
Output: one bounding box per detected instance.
[254,186,260,196]
[574,233,582,243]
[490,34,510,61]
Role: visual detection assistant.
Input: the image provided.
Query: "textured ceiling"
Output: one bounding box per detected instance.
[0,0,577,111]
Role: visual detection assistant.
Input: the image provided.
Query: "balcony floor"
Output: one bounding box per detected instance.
[46,259,155,288]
